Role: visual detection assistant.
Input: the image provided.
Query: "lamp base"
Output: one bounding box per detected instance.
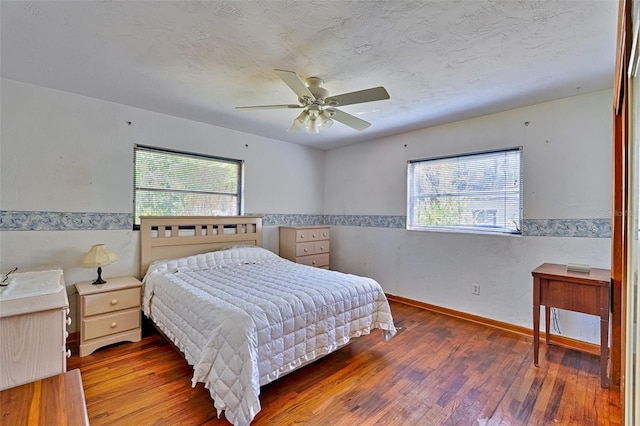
[92,266,107,285]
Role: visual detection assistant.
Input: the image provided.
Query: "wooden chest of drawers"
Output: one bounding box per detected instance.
[279,226,330,269]
[75,276,142,357]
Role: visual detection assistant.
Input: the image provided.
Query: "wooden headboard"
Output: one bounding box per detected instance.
[139,216,263,277]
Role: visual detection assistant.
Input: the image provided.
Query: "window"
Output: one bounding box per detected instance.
[407,147,522,235]
[134,145,243,226]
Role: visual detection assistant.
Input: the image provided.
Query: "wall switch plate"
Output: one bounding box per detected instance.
[472,284,480,295]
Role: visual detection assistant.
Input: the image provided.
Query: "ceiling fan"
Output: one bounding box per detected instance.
[236,69,390,134]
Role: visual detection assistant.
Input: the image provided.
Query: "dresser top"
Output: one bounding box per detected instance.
[0,287,69,318]
[279,225,330,229]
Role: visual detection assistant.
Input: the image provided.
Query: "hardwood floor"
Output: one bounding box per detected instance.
[67,302,621,425]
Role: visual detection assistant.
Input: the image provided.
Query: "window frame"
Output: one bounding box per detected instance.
[406,146,523,235]
[133,144,244,229]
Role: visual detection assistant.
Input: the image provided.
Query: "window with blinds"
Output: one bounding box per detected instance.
[407,147,522,235]
[134,145,243,226]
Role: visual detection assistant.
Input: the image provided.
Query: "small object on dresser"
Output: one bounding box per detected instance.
[82,244,118,284]
[566,263,591,273]
[0,267,18,286]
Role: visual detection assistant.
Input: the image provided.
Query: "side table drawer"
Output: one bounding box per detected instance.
[83,288,140,316]
[82,308,140,341]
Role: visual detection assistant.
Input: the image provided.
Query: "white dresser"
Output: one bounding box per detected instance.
[279,225,330,269]
[0,271,70,391]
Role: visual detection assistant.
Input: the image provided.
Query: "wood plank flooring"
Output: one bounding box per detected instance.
[67,302,621,425]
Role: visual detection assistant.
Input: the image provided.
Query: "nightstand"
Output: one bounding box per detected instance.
[75,276,142,357]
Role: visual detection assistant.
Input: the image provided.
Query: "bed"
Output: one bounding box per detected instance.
[140,216,396,426]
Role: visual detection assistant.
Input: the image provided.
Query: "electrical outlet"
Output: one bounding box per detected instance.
[472,284,480,295]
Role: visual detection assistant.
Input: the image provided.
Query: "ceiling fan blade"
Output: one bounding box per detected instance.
[329,108,371,131]
[236,104,304,110]
[325,86,389,107]
[274,69,316,101]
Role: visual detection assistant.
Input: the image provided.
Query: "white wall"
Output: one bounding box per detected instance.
[324,90,612,343]
[0,79,614,344]
[0,78,326,329]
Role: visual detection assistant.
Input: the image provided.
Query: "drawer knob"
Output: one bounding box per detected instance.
[312,261,316,265]
[111,299,118,305]
[304,248,308,252]
[65,331,69,339]
[66,349,72,358]
[323,233,327,237]
[66,317,72,326]
[312,234,317,238]
[300,235,305,239]
[320,246,325,251]
[110,322,118,328]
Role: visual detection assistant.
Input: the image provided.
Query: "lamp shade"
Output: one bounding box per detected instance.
[82,244,118,268]
[288,110,309,132]
[318,110,333,129]
[288,109,334,134]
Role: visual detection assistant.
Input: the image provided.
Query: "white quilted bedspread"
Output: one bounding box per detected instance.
[142,246,396,426]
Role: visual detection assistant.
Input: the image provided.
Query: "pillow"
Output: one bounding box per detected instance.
[145,246,280,278]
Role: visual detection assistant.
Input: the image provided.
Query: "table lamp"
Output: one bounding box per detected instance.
[82,244,118,284]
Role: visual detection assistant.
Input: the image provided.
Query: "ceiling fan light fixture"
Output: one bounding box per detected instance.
[289,110,309,132]
[306,115,320,134]
[295,110,309,125]
[318,110,333,129]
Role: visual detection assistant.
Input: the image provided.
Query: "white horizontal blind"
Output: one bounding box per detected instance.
[134,145,243,225]
[407,147,522,234]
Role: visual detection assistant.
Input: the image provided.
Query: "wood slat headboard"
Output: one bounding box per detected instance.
[139,216,263,277]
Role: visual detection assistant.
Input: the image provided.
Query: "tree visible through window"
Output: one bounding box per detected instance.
[407,147,522,234]
[134,145,243,226]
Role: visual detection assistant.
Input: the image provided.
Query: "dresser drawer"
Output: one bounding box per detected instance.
[83,288,140,316]
[297,253,330,268]
[295,240,330,256]
[82,308,140,341]
[314,240,330,254]
[295,228,329,242]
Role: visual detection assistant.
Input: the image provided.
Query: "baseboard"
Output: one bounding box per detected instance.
[386,293,600,356]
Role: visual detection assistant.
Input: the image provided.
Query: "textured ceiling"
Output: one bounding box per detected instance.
[1,1,618,150]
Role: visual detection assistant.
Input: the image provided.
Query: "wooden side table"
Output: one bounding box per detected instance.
[0,369,89,425]
[531,263,611,387]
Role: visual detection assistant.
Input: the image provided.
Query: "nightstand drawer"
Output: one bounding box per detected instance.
[82,308,140,341]
[297,253,330,267]
[83,288,140,316]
